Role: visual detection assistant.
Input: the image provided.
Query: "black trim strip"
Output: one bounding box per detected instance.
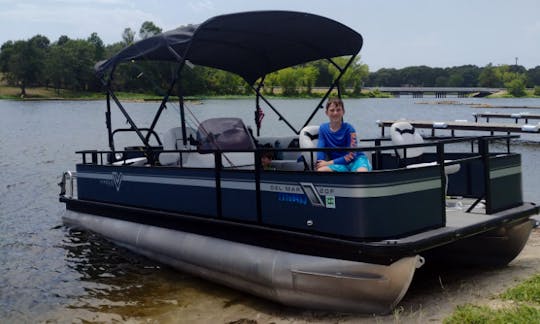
[60,197,538,266]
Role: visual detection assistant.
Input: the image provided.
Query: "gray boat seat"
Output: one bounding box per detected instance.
[159,127,196,166]
[390,121,460,193]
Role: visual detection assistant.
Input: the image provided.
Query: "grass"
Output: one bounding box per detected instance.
[444,304,540,324]
[501,273,540,304]
[0,86,100,100]
[488,88,540,98]
[0,85,395,101]
[444,274,540,323]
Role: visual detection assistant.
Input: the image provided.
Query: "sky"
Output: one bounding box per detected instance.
[0,0,539,71]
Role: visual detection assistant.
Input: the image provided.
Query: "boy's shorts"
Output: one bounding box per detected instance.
[328,154,372,172]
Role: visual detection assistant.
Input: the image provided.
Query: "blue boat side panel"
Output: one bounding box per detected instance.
[221,170,257,221]
[489,154,522,213]
[76,164,218,216]
[260,168,444,239]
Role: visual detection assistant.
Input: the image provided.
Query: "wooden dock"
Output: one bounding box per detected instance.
[377,120,540,137]
[473,112,540,124]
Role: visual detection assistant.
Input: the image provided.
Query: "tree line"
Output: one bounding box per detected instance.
[1,21,539,97]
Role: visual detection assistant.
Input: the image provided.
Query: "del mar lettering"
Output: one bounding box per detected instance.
[269,184,303,194]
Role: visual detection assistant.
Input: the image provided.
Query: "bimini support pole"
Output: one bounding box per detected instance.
[179,84,187,146]
[164,44,193,146]
[254,78,265,137]
[251,84,299,135]
[145,62,184,144]
[102,66,152,150]
[301,54,357,130]
[101,66,151,152]
[105,81,114,152]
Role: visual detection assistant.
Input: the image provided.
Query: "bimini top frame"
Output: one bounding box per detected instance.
[94,11,363,154]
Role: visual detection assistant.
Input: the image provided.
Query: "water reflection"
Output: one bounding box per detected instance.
[58,227,270,323]
[60,228,182,319]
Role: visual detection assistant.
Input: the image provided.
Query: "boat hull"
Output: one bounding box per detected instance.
[63,211,423,314]
[423,218,535,267]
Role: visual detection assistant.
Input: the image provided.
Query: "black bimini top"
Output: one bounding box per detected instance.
[95,11,363,84]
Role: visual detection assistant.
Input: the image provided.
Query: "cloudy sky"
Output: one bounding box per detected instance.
[0,0,538,71]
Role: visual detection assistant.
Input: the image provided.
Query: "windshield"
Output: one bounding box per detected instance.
[197,118,255,151]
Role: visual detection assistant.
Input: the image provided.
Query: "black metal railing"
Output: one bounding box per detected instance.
[75,134,519,221]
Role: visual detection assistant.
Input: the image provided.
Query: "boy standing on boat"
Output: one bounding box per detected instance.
[316,98,372,172]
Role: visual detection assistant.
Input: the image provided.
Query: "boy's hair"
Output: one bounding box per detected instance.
[325,97,344,111]
[261,151,273,159]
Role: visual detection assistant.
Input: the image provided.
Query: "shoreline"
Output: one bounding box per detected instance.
[2,86,538,102]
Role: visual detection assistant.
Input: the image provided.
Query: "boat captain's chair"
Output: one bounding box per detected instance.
[390,121,460,194]
[159,127,196,166]
[299,125,320,170]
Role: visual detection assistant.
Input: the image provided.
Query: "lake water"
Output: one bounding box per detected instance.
[1,97,540,322]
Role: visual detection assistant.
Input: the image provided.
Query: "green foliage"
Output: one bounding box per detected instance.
[46,39,95,92]
[0,35,49,96]
[1,21,539,98]
[122,28,135,45]
[499,66,528,97]
[506,78,527,97]
[276,67,300,96]
[367,65,481,87]
[501,273,540,303]
[526,66,540,87]
[534,85,540,96]
[478,63,503,87]
[444,304,540,324]
[328,56,368,94]
[139,21,162,39]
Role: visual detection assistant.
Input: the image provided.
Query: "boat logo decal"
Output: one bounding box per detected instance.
[299,182,325,207]
[273,182,330,208]
[112,172,123,191]
[278,193,308,205]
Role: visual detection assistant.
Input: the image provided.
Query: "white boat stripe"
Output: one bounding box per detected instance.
[490,165,521,179]
[77,172,441,198]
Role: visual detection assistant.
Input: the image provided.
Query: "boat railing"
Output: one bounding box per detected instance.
[75,134,516,169]
[59,170,77,199]
[74,134,519,216]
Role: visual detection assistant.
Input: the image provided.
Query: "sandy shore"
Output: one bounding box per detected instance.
[128,226,538,324]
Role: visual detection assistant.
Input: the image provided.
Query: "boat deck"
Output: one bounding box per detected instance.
[376,197,533,248]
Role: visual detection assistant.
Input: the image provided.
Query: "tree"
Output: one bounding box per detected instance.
[0,41,15,82]
[276,67,300,96]
[139,21,162,39]
[46,39,94,92]
[526,66,540,87]
[0,35,49,96]
[478,64,503,88]
[434,76,448,87]
[447,73,464,87]
[122,28,136,45]
[367,68,401,87]
[501,67,527,97]
[57,35,70,46]
[506,78,527,97]
[87,32,105,61]
[328,56,368,95]
[298,65,319,95]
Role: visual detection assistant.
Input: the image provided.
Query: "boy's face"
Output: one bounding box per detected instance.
[261,156,271,166]
[326,103,344,123]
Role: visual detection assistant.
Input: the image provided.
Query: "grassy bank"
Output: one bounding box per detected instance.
[1,85,539,101]
[0,85,395,101]
[444,273,540,323]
